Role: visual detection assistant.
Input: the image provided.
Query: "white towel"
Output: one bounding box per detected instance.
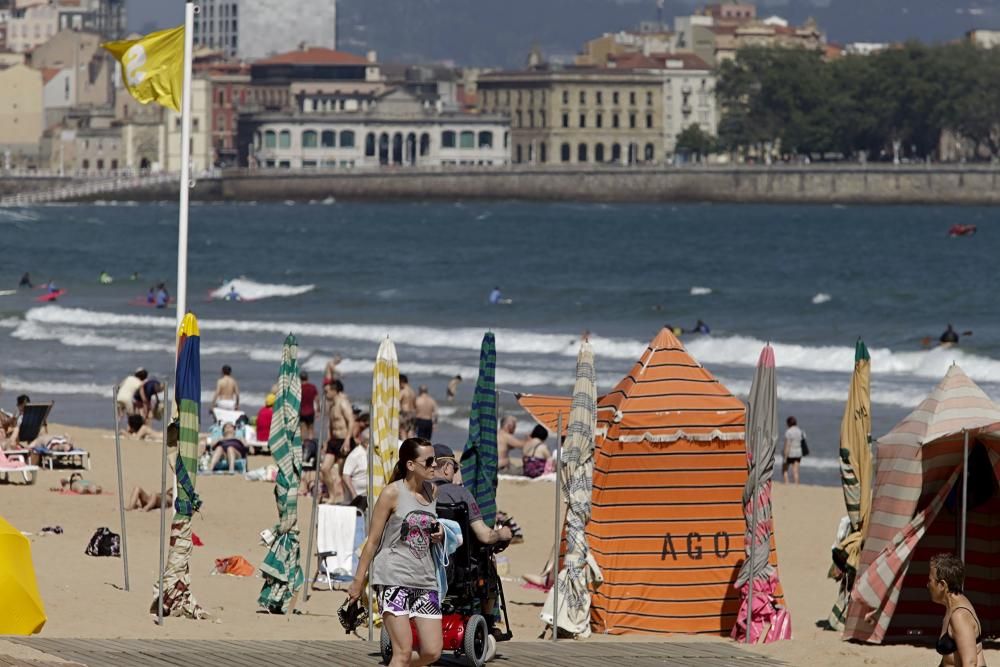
[317,505,356,577]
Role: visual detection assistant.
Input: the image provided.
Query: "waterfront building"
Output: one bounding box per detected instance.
[239,88,510,169]
[0,61,43,166]
[193,0,337,61]
[477,64,664,165]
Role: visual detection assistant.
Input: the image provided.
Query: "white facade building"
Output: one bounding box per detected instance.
[6,2,58,53]
[194,0,337,61]
[660,58,717,155]
[164,77,213,172]
[244,89,510,169]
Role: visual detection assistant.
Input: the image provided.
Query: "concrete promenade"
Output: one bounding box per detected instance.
[1,638,785,667]
[5,164,1000,204]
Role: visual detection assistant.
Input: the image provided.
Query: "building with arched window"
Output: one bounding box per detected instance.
[241,89,510,168]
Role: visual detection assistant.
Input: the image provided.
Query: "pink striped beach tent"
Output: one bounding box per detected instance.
[844,364,1000,644]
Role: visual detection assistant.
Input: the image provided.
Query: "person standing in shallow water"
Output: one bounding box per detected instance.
[782,416,804,484]
[348,438,443,667]
[927,553,987,667]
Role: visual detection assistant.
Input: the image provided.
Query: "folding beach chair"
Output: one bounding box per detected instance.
[16,402,53,444]
[0,448,39,485]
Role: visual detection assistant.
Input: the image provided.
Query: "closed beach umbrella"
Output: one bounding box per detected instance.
[0,515,46,634]
[258,334,305,613]
[827,339,872,630]
[370,337,400,501]
[732,344,788,643]
[154,313,207,619]
[541,340,602,638]
[461,332,498,527]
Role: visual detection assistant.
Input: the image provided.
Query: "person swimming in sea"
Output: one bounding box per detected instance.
[99,271,113,285]
[146,287,155,304]
[18,272,32,288]
[46,280,58,294]
[940,324,960,345]
[689,319,711,334]
[224,285,242,302]
[489,286,502,305]
[155,283,170,308]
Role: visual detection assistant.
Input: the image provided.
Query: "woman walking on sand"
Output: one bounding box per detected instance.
[348,438,443,667]
[783,416,804,484]
[928,553,988,667]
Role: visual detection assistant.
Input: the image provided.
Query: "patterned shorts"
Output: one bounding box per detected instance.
[377,585,441,620]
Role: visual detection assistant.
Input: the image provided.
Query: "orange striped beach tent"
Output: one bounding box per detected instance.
[845,365,1000,643]
[519,328,785,635]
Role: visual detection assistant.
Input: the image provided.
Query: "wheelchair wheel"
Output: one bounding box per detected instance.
[463,614,488,667]
[380,624,392,665]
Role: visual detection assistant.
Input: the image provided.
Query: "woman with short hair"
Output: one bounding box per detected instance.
[348,438,443,667]
[928,553,987,667]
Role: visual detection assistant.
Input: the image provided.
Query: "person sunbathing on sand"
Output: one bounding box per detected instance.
[208,422,247,473]
[126,485,173,511]
[51,473,101,494]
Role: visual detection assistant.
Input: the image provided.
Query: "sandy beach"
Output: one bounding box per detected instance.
[1,423,996,666]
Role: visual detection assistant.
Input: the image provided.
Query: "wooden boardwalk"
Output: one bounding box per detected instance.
[3,638,785,667]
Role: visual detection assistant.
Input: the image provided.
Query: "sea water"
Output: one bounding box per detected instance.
[1,200,997,486]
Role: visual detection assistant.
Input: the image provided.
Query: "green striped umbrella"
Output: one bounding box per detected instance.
[152,313,207,619]
[461,332,498,527]
[258,334,305,613]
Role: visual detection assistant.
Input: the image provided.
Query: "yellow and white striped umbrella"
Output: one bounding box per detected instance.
[370,337,400,500]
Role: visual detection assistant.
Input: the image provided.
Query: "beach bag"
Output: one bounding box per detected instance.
[800,434,810,457]
[85,527,121,557]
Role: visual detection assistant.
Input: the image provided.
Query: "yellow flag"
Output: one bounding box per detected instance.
[102,25,184,112]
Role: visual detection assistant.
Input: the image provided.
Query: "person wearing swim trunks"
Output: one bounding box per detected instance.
[133,378,163,425]
[321,379,353,503]
[208,422,248,474]
[497,415,529,474]
[413,385,437,441]
[299,371,319,441]
[212,365,240,411]
[349,438,443,667]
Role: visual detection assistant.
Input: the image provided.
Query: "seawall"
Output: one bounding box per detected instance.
[4,166,1000,204]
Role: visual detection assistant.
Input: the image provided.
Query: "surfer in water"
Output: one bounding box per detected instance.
[940,324,960,345]
[46,280,58,294]
[689,319,711,334]
[99,271,113,285]
[155,283,170,308]
[146,287,155,304]
[224,285,242,302]
[489,286,502,304]
[18,272,32,288]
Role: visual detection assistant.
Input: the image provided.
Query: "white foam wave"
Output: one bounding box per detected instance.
[1,374,268,408]
[685,335,1000,383]
[209,278,315,302]
[720,376,929,410]
[25,306,647,360]
[812,293,832,305]
[690,286,713,296]
[0,317,20,328]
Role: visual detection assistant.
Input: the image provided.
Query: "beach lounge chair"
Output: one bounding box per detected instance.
[15,402,53,445]
[35,435,91,471]
[0,449,39,485]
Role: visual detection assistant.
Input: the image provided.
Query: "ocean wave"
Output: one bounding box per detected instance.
[690,286,713,296]
[209,278,315,301]
[685,335,1000,383]
[719,376,929,410]
[812,293,832,305]
[1,374,268,407]
[25,306,647,360]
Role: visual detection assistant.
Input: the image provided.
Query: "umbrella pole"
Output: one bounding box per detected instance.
[367,398,374,642]
[746,462,757,644]
[303,397,325,604]
[552,412,562,642]
[112,385,130,592]
[156,380,170,625]
[961,429,969,562]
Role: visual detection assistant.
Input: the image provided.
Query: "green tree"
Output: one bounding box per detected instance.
[674,124,716,158]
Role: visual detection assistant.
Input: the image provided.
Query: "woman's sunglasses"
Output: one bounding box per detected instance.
[414,456,437,468]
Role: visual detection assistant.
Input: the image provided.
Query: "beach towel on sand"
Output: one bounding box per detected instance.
[214,556,254,576]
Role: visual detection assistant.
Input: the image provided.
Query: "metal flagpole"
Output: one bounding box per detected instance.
[112,386,130,591]
[156,380,171,625]
[367,398,374,642]
[746,432,758,644]
[303,397,325,603]
[175,0,195,331]
[552,413,562,642]
[960,429,969,562]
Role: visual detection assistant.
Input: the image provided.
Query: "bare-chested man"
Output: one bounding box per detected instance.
[498,415,529,473]
[321,379,354,503]
[446,374,462,401]
[399,373,416,438]
[212,365,240,410]
[414,385,438,440]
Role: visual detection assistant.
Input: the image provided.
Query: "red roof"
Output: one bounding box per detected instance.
[41,67,61,84]
[255,47,369,66]
[608,51,711,71]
